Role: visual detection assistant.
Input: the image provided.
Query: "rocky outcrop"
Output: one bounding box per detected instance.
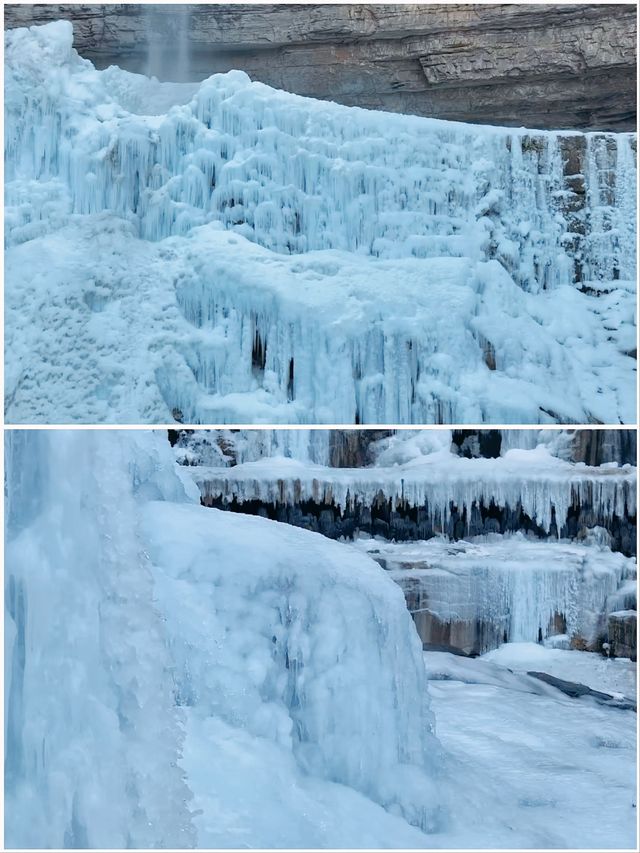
[327,430,392,467]
[200,490,637,557]
[454,429,638,466]
[569,429,638,467]
[526,671,636,710]
[4,3,636,130]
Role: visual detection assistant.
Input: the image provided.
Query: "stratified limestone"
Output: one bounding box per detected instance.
[4,4,636,130]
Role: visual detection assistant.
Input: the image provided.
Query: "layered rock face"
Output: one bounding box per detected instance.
[4,3,636,130]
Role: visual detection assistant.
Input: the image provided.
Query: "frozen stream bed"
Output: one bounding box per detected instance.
[424,647,637,849]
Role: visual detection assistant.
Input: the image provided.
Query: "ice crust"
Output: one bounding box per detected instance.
[4,429,442,848]
[4,22,637,424]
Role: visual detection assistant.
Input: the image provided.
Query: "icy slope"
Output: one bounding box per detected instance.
[4,22,637,424]
[4,430,442,848]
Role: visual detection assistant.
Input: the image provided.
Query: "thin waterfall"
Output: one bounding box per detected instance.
[145,5,191,82]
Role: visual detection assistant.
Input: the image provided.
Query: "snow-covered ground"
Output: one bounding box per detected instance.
[4,430,637,848]
[483,641,636,698]
[5,22,637,424]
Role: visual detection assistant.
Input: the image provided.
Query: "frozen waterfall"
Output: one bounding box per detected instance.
[4,22,636,424]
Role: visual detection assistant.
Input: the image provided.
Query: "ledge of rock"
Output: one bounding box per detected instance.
[4,3,636,130]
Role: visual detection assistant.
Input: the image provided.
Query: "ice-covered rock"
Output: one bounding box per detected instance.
[607,611,637,661]
[355,534,636,655]
[192,447,636,546]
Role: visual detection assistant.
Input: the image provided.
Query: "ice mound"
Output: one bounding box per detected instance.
[4,429,442,848]
[4,22,637,424]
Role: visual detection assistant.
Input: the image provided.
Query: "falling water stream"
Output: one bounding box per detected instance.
[145,4,191,82]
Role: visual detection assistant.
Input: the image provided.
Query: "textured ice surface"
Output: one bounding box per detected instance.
[4,429,637,848]
[4,430,197,849]
[4,429,441,848]
[4,22,637,424]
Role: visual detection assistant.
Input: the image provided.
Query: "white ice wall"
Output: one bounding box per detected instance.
[4,430,196,848]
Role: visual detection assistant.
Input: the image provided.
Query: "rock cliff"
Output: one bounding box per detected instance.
[4,3,636,130]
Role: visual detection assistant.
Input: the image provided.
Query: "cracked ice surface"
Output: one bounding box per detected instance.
[4,21,637,424]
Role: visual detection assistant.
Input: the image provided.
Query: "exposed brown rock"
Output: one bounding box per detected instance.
[328,429,392,468]
[608,611,637,661]
[569,429,638,467]
[4,3,636,130]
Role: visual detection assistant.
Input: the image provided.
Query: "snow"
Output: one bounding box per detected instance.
[426,651,637,849]
[5,22,637,424]
[482,642,636,698]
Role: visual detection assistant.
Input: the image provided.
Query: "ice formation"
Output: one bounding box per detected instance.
[178,428,636,656]
[356,535,636,653]
[4,430,442,849]
[4,21,637,423]
[189,442,636,539]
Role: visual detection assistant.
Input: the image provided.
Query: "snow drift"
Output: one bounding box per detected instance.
[4,21,637,424]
